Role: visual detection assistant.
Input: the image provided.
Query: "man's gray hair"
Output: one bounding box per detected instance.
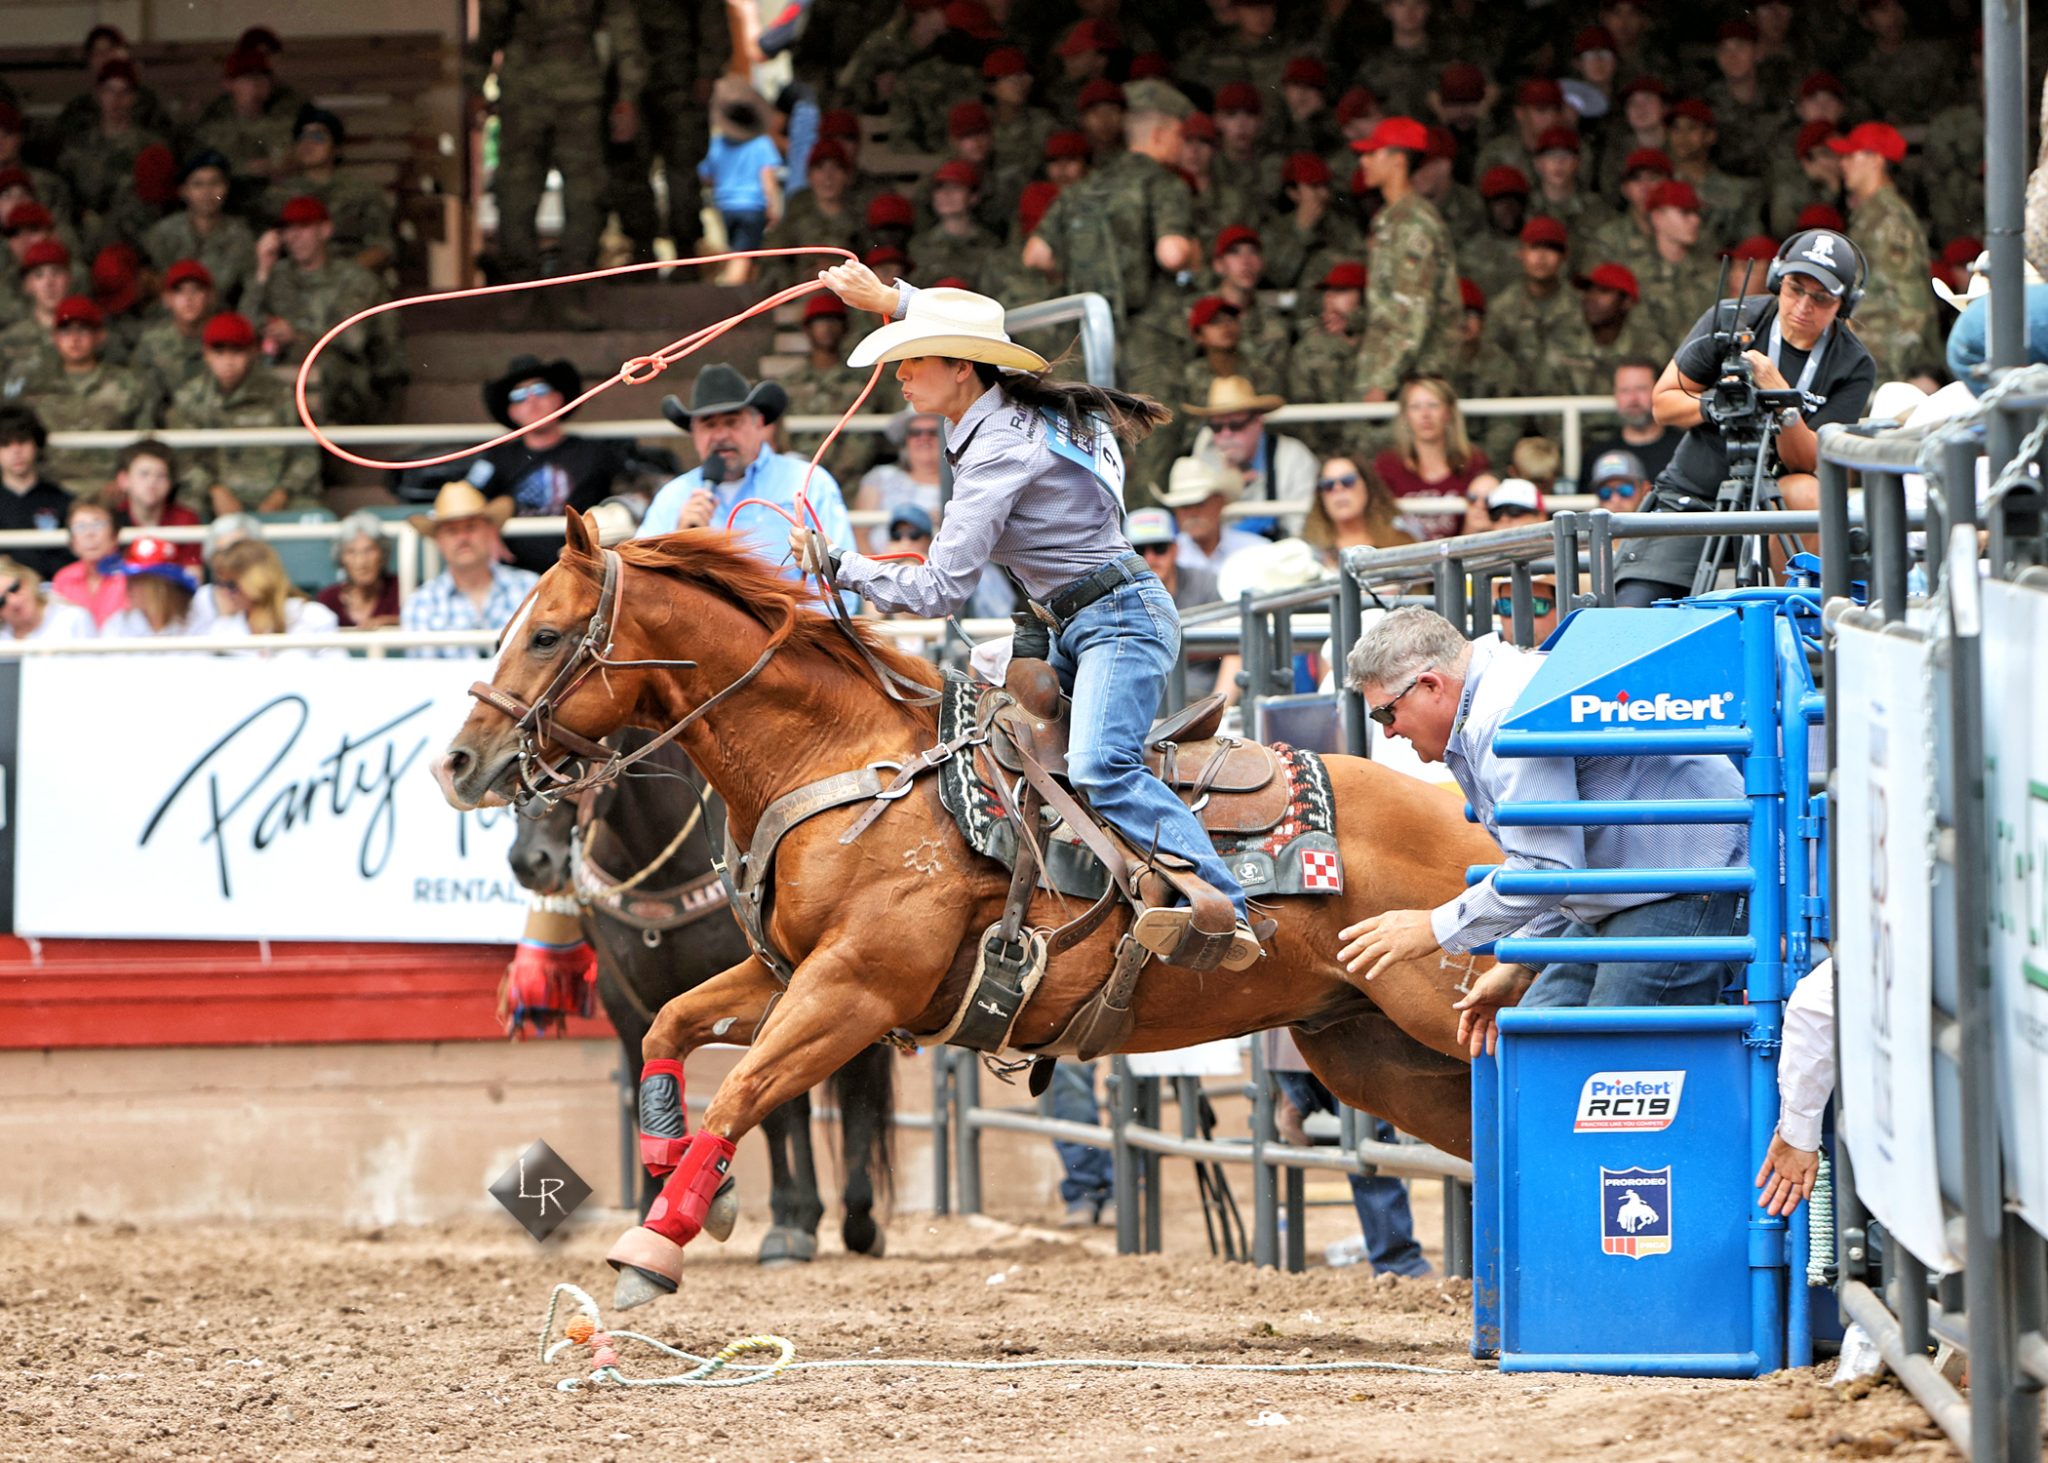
[1346,606,1470,693]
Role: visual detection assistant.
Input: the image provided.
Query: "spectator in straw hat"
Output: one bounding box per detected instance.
[1183,375,1316,538]
[401,482,539,660]
[1159,452,1263,579]
[0,555,96,642]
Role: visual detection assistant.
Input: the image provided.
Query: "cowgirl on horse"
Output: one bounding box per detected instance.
[790,262,1264,972]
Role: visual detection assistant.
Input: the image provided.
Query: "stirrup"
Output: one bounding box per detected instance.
[1129,908,1267,973]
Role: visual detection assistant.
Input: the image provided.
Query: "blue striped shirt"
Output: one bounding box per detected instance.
[401,562,539,659]
[1429,634,1749,953]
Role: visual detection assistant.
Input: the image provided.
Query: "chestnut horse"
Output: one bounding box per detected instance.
[437,514,1498,1305]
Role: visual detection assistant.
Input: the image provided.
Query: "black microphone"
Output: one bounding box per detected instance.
[702,451,730,487]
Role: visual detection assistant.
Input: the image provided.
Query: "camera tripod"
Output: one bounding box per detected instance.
[1689,392,1812,598]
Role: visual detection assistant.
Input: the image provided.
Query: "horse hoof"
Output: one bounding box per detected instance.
[704,1176,739,1244]
[757,1226,818,1267]
[842,1212,885,1257]
[606,1225,682,1310]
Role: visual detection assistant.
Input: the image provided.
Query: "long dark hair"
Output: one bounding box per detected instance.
[970,351,1171,444]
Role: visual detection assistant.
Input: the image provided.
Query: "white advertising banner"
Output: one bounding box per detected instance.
[14,657,528,943]
[1981,580,2048,1236]
[1833,622,1958,1271]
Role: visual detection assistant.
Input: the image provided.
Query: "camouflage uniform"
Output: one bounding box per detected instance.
[761,191,864,289]
[471,0,646,278]
[1352,192,1462,396]
[1849,181,1939,376]
[21,361,156,494]
[1287,321,1361,452]
[128,320,206,405]
[251,255,398,425]
[1527,191,1618,273]
[141,211,258,313]
[1633,250,1723,357]
[888,56,981,154]
[1920,102,1984,244]
[1585,212,1658,277]
[1187,178,1260,257]
[57,124,171,222]
[1446,333,1519,462]
[1545,309,1664,398]
[0,319,57,396]
[1354,43,1447,123]
[1430,182,1486,245]
[1764,168,1843,241]
[908,222,1000,291]
[167,365,323,514]
[189,108,295,191]
[1480,283,1576,384]
[260,174,396,267]
[1683,168,1764,254]
[1460,230,1524,305]
[834,13,918,104]
[618,0,719,259]
[1844,43,1960,129]
[779,356,883,483]
[1032,149,1196,503]
[1699,83,1782,181]
[1213,152,1282,209]
[1473,136,1538,190]
[1264,212,1363,291]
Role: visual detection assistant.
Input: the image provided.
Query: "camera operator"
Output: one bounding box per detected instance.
[1612,227,1876,606]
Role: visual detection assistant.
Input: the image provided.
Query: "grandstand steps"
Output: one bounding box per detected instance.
[398,280,771,336]
[397,378,701,430]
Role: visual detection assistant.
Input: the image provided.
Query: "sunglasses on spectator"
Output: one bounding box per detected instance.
[1492,595,1556,618]
[1136,540,1174,556]
[905,425,941,440]
[1596,481,1639,501]
[1781,278,1839,308]
[507,380,555,403]
[1316,472,1360,493]
[1367,668,1431,728]
[1207,414,1261,434]
[1488,505,1537,523]
[889,527,929,542]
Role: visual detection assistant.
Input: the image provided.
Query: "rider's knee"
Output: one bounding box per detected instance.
[1066,742,1142,794]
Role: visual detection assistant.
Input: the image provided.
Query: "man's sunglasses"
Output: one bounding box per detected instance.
[1207,413,1261,433]
[1596,482,1638,502]
[1316,471,1360,493]
[1493,595,1556,618]
[889,527,929,542]
[1367,668,1430,728]
[507,380,555,403]
[1488,504,1537,523]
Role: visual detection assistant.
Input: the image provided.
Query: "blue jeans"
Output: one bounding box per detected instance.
[722,209,767,251]
[1038,1059,1112,1204]
[1519,890,1745,1008]
[1048,575,1247,920]
[1274,1070,1431,1277]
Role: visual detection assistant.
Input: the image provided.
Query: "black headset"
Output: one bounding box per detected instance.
[1765,228,1869,318]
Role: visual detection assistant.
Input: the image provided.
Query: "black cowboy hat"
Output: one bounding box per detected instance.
[660,362,787,431]
[483,354,582,429]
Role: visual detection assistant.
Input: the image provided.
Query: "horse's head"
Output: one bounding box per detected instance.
[436,511,653,810]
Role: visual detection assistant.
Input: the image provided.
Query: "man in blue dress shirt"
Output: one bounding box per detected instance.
[638,364,856,605]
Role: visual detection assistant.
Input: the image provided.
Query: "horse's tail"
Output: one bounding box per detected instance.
[830,1043,896,1212]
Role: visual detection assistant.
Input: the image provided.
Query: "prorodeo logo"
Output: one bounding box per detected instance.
[1568,690,1734,724]
[1575,1070,1686,1132]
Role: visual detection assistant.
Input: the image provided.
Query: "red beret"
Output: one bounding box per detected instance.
[1798,71,1845,99]
[1424,126,1458,163]
[932,159,981,189]
[1478,165,1530,198]
[1577,262,1640,300]
[1459,277,1486,313]
[223,46,271,79]
[164,258,214,291]
[1647,179,1702,213]
[803,292,847,320]
[1077,79,1125,111]
[1940,236,1984,268]
[1352,115,1430,154]
[1056,19,1119,56]
[1573,26,1616,55]
[863,245,910,268]
[1335,86,1377,125]
[982,46,1029,79]
[940,0,999,39]
[278,194,330,226]
[806,139,853,170]
[1318,261,1366,290]
[1282,57,1328,90]
[1828,121,1906,164]
[1618,75,1668,101]
[1796,203,1846,232]
[818,109,861,140]
[1436,63,1486,104]
[1019,180,1060,235]
[1043,130,1091,161]
[947,101,991,137]
[0,169,34,195]
[1794,121,1839,159]
[1722,235,1779,263]
[865,192,915,229]
[96,59,140,89]
[1211,224,1260,258]
[5,201,53,232]
[1534,125,1580,155]
[1127,53,1171,81]
[1669,98,1717,128]
[202,311,257,349]
[1515,78,1564,108]
[1281,153,1331,186]
[1620,147,1673,179]
[1214,82,1261,115]
[53,295,103,330]
[1186,295,1239,332]
[1717,19,1758,42]
[132,143,177,206]
[18,240,69,274]
[1519,216,1568,249]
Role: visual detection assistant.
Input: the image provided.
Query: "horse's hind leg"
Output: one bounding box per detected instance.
[1294,1014,1473,1161]
[837,1043,894,1257]
[757,1094,821,1266]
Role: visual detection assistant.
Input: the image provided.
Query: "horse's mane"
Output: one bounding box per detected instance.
[562,529,943,700]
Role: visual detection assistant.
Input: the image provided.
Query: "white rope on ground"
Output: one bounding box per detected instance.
[539,1283,1463,1392]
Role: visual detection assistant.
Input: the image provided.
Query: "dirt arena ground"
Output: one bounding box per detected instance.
[0,1199,1950,1463]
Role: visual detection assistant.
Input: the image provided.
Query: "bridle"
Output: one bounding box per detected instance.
[467,546,785,806]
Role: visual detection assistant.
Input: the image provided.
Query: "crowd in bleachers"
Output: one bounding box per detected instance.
[0,2,2034,648]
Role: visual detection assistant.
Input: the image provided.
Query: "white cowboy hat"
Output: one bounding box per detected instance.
[847,287,1049,372]
[1217,537,1330,603]
[1159,453,1244,508]
[1932,249,2048,311]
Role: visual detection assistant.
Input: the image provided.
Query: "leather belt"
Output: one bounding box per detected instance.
[1036,554,1150,628]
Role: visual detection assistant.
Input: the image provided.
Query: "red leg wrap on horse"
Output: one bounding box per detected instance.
[637,1059,688,1176]
[643,1130,737,1246]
